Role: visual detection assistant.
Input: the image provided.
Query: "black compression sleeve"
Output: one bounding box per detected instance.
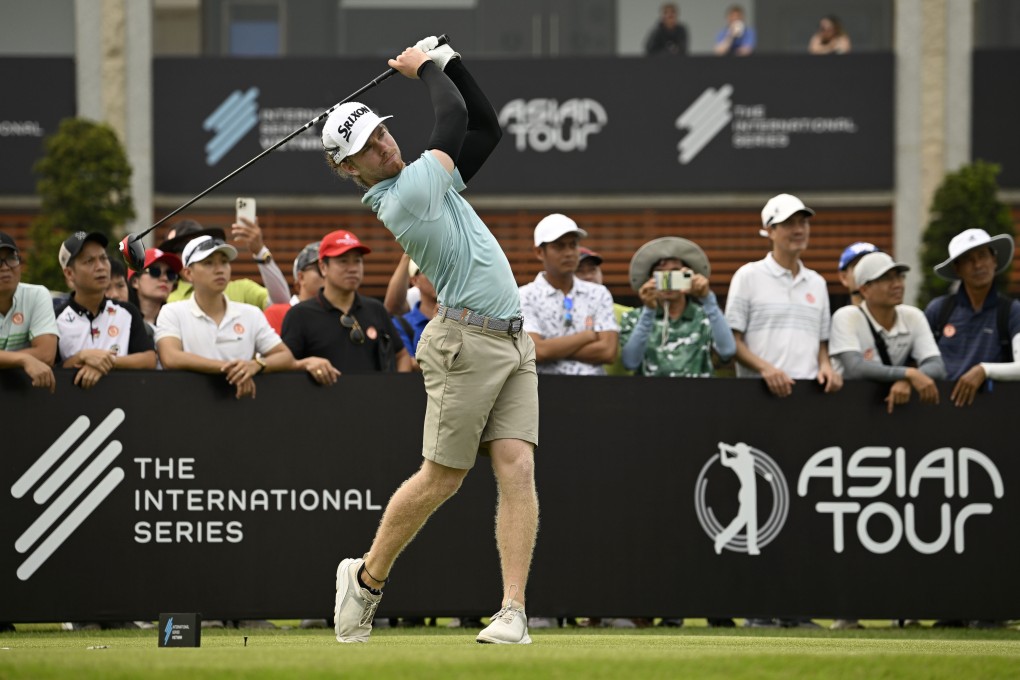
[442,59,503,183]
[418,61,467,163]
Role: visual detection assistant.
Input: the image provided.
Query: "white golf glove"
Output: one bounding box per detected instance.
[414,35,440,52]
[413,35,461,71]
[426,44,461,71]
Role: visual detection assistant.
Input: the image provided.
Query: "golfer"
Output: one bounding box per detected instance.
[322,38,539,645]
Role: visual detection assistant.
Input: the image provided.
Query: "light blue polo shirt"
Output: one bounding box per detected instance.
[363,151,520,320]
[0,282,58,351]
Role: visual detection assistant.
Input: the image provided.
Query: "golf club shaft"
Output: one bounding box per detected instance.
[141,34,449,238]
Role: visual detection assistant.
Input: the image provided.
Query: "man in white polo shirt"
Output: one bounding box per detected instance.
[725,193,842,397]
[830,252,945,414]
[155,235,305,399]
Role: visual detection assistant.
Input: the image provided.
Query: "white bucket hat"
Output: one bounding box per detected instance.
[934,228,1015,281]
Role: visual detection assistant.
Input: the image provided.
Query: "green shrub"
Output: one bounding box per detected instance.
[27,118,134,291]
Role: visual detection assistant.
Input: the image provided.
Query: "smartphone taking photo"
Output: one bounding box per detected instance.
[235,197,256,224]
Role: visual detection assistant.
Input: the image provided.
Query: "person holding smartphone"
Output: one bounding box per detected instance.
[619,237,735,377]
[159,214,289,309]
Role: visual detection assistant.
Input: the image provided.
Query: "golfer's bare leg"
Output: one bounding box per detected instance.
[361,459,468,588]
[489,438,539,606]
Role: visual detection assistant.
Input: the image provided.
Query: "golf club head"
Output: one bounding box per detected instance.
[119,233,147,271]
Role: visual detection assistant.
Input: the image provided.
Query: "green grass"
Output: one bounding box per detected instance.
[2,622,1019,679]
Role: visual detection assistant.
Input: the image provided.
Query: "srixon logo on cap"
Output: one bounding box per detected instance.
[336,106,370,143]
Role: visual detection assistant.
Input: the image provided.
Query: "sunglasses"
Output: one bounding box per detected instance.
[144,265,179,281]
[340,313,365,344]
[185,238,228,265]
[563,295,574,327]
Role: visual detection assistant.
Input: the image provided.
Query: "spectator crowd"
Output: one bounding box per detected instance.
[2,191,1017,632]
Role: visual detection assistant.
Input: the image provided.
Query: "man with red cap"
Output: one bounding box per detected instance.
[281,229,410,374]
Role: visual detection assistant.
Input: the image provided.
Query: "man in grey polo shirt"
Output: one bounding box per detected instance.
[320,38,538,645]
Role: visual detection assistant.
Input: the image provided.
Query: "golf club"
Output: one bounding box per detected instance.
[119,34,450,270]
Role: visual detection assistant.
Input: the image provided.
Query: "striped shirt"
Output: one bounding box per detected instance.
[725,253,830,379]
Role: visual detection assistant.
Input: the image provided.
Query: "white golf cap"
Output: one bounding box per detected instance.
[533,213,588,247]
[321,102,392,163]
[854,251,910,288]
[934,228,1015,281]
[182,235,238,267]
[759,193,815,237]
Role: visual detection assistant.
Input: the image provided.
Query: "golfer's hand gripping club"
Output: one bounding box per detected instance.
[118,34,450,271]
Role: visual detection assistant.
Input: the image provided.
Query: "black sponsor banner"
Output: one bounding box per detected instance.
[973,50,1020,188]
[0,58,76,196]
[154,54,893,197]
[2,371,1014,622]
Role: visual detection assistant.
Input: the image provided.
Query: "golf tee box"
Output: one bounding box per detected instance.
[158,613,201,647]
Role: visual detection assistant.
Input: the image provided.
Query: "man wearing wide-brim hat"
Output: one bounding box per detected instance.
[924,228,1020,406]
[619,237,735,377]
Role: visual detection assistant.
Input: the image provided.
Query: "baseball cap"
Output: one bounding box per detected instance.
[59,231,109,268]
[934,228,1015,281]
[759,194,815,237]
[854,251,910,288]
[182,235,238,267]
[578,247,603,266]
[128,248,183,280]
[408,259,421,278]
[838,242,879,271]
[319,230,371,259]
[0,231,18,253]
[533,213,588,247]
[321,102,392,163]
[292,242,321,280]
[158,219,227,254]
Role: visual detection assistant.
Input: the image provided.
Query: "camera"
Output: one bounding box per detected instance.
[653,269,693,292]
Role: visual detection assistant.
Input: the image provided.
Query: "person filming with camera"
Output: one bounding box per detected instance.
[620,237,735,377]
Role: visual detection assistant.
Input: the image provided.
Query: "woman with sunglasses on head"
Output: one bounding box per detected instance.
[129,248,183,334]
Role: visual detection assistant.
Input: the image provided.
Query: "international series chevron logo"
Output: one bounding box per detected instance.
[675,85,733,165]
[204,87,260,166]
[10,409,126,580]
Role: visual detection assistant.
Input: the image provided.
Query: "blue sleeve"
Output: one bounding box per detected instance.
[392,315,414,355]
[621,307,655,371]
[701,291,736,361]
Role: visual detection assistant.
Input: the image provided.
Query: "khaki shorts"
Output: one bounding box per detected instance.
[416,315,538,469]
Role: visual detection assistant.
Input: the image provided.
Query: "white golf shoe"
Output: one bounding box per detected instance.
[334,557,382,643]
[476,601,532,644]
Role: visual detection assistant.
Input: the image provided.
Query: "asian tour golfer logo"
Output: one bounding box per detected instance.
[10,409,126,580]
[694,442,789,555]
[204,87,260,166]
